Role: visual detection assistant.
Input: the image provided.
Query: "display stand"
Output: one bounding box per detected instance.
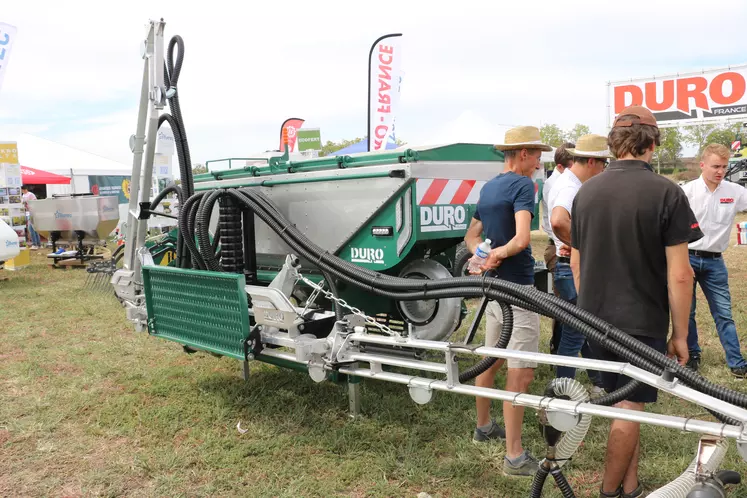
[0,142,28,270]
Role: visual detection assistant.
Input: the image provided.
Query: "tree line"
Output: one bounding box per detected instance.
[190,122,744,174]
[540,122,744,167]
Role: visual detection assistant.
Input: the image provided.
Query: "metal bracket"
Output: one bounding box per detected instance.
[445,351,460,388]
[138,201,152,220]
[696,436,724,477]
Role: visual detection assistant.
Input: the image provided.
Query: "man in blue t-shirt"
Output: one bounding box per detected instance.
[464,125,549,477]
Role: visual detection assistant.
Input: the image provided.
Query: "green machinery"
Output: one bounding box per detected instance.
[107,19,747,497]
[191,145,519,341]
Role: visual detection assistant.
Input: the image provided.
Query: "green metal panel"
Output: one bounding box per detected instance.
[413,144,504,162]
[195,144,507,184]
[193,170,395,192]
[338,182,416,271]
[142,265,250,360]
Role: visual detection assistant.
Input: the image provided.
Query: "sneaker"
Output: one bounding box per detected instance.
[731,367,747,379]
[686,354,701,372]
[503,450,539,477]
[622,482,643,498]
[599,486,622,498]
[472,420,506,443]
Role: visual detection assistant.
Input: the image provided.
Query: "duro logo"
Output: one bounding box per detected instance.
[420,205,467,232]
[351,247,385,265]
[6,239,18,248]
[54,210,73,219]
[102,205,116,212]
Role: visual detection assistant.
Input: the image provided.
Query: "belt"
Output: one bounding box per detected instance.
[689,249,721,258]
[557,256,571,264]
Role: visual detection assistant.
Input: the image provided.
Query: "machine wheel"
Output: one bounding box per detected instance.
[453,242,472,277]
[397,258,462,342]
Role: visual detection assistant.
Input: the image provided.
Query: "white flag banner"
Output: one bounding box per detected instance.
[368,33,402,152]
[0,23,18,95]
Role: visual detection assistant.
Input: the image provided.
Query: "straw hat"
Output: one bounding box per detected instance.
[494,126,552,152]
[566,134,613,159]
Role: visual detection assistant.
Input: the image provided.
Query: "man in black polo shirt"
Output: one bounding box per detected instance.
[570,106,701,498]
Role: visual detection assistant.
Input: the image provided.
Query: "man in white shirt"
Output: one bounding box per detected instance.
[681,143,747,377]
[547,134,610,389]
[541,142,574,269]
[541,142,574,354]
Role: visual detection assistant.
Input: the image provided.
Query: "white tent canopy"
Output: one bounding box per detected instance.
[17,133,133,177]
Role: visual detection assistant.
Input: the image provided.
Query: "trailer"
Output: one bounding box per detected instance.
[104,19,747,497]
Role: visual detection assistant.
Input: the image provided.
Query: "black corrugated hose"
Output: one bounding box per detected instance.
[175,186,746,424]
[458,301,513,383]
[163,35,193,199]
[550,467,576,498]
[530,466,550,498]
[196,190,222,271]
[155,34,193,270]
[218,195,243,274]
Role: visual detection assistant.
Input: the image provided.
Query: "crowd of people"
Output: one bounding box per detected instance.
[464,105,747,497]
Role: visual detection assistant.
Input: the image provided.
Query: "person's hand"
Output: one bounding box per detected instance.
[480,247,507,272]
[667,336,689,366]
[558,244,571,258]
[467,255,484,275]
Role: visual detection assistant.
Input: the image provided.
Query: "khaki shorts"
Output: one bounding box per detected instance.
[485,298,540,369]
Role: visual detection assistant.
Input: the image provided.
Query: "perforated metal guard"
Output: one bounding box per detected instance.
[142,265,250,360]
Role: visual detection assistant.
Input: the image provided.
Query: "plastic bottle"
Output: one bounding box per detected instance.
[468,239,492,274]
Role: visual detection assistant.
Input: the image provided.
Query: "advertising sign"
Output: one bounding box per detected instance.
[0,23,17,95]
[368,33,403,151]
[297,128,321,151]
[88,175,131,204]
[278,118,305,152]
[0,141,25,251]
[608,65,747,127]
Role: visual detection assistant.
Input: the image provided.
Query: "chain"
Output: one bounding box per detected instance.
[293,269,400,337]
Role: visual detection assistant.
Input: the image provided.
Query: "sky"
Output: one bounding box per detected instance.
[2,0,747,167]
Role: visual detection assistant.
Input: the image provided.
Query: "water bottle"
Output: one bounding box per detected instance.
[468,239,492,274]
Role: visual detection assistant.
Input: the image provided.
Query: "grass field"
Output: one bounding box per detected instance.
[3,221,747,497]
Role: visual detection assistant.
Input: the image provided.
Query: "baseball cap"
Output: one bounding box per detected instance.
[612,105,658,129]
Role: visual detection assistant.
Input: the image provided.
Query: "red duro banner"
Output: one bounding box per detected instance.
[608,65,747,127]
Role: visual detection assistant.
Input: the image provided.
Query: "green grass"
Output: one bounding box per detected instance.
[3,223,747,497]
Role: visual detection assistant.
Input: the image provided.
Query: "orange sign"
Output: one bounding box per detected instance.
[609,66,747,126]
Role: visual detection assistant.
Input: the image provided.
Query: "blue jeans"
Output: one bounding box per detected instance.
[28,222,40,247]
[687,254,746,369]
[554,262,603,386]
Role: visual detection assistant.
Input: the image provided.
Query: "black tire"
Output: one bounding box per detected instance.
[453,242,472,277]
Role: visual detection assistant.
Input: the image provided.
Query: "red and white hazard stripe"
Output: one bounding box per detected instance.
[416,178,486,205]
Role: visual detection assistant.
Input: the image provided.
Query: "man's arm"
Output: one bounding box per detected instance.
[550,206,572,246]
[482,211,531,269]
[464,218,484,255]
[665,242,694,365]
[570,247,581,292]
[737,183,747,212]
